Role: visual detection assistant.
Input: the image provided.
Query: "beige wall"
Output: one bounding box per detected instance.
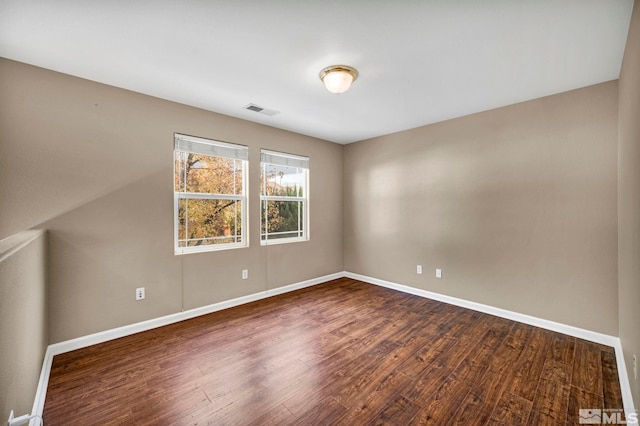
[0,58,343,343]
[619,0,640,407]
[0,231,47,422]
[344,81,619,335]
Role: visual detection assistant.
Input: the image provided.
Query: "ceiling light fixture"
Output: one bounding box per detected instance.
[319,65,358,94]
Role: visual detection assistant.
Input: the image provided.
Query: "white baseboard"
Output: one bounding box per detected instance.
[344,271,637,421]
[344,272,618,345]
[29,271,342,423]
[613,341,638,422]
[30,346,53,426]
[30,270,636,424]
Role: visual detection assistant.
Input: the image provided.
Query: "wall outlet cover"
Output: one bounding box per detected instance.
[136,287,145,301]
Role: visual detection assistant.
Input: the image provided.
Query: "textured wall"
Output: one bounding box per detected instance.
[0,231,47,422]
[0,59,343,343]
[619,0,640,408]
[344,81,619,335]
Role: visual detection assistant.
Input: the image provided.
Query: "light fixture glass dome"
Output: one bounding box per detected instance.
[319,65,358,94]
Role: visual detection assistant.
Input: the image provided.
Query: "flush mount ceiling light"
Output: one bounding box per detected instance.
[319,65,358,94]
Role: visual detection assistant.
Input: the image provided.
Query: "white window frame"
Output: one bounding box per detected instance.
[260,149,309,245]
[174,133,248,255]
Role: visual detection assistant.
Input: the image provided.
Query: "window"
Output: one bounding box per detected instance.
[174,134,248,254]
[260,150,309,244]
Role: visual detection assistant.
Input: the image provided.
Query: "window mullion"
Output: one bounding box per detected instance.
[298,199,301,238]
[262,196,305,202]
[182,193,243,201]
[182,152,188,247]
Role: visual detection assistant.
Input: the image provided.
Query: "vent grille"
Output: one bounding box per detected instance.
[244,103,279,116]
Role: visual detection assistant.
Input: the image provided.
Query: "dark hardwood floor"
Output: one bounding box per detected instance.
[43,278,625,425]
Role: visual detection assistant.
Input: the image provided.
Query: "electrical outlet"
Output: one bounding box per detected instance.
[634,354,637,380]
[436,268,442,279]
[136,287,145,301]
[242,269,248,280]
[416,265,422,275]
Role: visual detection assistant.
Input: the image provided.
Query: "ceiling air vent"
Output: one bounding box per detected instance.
[244,103,280,117]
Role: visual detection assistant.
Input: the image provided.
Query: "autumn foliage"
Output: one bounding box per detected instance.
[174,152,306,247]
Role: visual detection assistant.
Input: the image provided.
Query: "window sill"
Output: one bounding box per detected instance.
[260,238,308,246]
[175,242,248,255]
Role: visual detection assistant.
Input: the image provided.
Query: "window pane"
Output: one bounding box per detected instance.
[175,153,243,195]
[259,150,308,245]
[178,198,243,247]
[261,163,305,197]
[261,200,303,240]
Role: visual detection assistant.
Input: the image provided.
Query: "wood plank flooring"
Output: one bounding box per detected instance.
[43,278,625,425]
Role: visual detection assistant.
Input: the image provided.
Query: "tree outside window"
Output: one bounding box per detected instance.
[174,134,248,254]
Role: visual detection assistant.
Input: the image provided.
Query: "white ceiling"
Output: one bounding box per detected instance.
[0,1,634,144]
